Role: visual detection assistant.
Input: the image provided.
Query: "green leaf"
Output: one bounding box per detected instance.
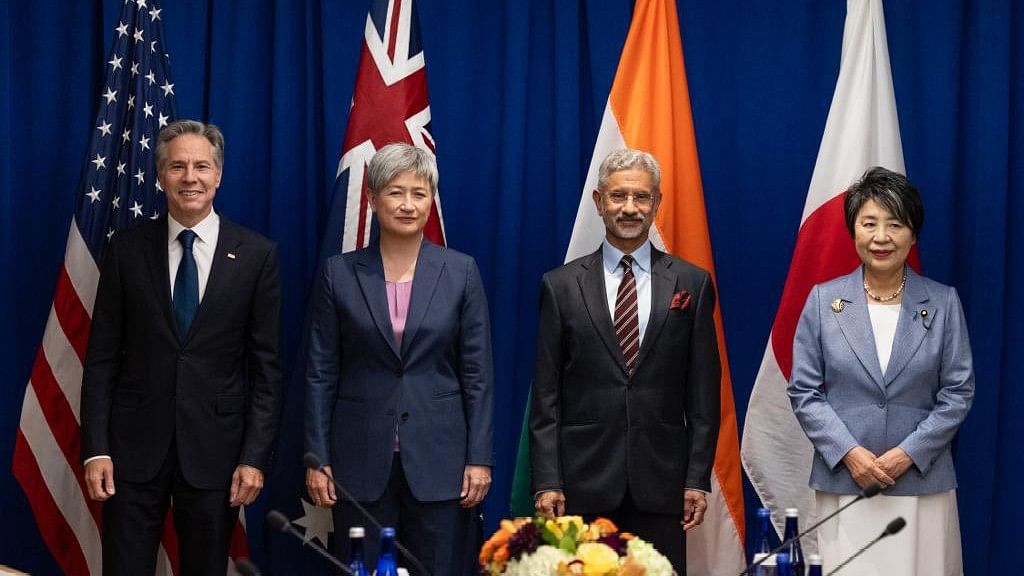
[540,522,560,547]
[559,533,577,553]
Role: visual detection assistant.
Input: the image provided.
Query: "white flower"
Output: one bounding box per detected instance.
[626,538,673,576]
[504,545,574,576]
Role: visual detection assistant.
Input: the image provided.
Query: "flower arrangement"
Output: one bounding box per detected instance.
[479,516,673,576]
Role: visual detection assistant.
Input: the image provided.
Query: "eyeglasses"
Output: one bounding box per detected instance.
[602,191,655,207]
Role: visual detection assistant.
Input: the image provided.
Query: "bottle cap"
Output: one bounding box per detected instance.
[349,526,365,538]
[785,507,799,517]
[381,526,396,538]
[757,507,771,518]
[808,554,822,565]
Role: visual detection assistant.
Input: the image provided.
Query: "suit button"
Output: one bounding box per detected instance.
[878,401,886,408]
[395,368,403,377]
[400,412,409,423]
[177,355,185,362]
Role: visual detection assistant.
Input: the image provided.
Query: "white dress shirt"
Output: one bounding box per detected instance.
[168,211,220,301]
[602,239,652,346]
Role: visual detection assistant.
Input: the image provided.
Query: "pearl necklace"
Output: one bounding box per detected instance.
[864,270,907,302]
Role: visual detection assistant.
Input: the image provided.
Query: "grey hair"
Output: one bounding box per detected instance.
[155,120,225,172]
[597,149,661,194]
[366,143,438,195]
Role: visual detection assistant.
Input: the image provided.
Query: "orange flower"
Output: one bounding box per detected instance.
[590,518,619,536]
[620,532,636,541]
[493,546,510,564]
[479,522,515,564]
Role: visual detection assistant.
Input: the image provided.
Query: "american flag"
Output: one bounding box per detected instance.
[321,0,446,257]
[11,1,246,574]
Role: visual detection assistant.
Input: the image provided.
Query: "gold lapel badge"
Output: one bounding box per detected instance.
[831,299,845,313]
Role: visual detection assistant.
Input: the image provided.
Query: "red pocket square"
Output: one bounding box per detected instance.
[670,290,691,310]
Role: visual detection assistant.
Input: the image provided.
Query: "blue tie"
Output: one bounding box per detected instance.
[173,229,199,340]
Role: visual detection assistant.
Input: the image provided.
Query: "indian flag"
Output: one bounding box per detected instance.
[511,1,746,572]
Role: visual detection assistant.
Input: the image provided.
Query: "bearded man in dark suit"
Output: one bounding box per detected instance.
[81,120,281,576]
[530,149,721,571]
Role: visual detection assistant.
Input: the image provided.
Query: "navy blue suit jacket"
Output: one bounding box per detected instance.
[305,241,494,503]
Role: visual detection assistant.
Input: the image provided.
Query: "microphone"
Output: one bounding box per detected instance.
[304,451,431,576]
[266,509,354,575]
[824,516,906,576]
[234,558,261,576]
[739,483,882,576]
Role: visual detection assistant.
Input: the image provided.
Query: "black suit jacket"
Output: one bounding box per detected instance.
[81,215,281,490]
[529,246,721,513]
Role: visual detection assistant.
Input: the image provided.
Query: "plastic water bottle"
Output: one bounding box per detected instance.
[374,527,399,576]
[348,526,370,576]
[777,552,792,576]
[783,508,806,576]
[756,507,773,554]
[807,553,823,576]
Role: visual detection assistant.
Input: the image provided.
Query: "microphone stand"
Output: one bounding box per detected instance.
[267,509,354,575]
[739,483,882,576]
[824,517,906,576]
[305,451,431,576]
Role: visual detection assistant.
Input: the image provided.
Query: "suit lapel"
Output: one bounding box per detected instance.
[185,217,241,343]
[354,244,401,360]
[577,250,629,375]
[400,241,444,357]
[143,217,176,337]
[883,268,932,384]
[832,267,886,392]
[635,249,674,369]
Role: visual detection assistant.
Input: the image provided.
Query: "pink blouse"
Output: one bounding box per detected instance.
[386,280,413,452]
[386,280,413,350]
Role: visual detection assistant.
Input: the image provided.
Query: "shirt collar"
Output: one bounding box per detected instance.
[168,210,219,246]
[602,239,652,274]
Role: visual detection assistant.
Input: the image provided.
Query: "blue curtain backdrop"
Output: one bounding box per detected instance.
[2,0,1021,574]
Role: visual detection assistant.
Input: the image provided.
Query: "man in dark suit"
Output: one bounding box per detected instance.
[530,149,721,570]
[81,120,281,575]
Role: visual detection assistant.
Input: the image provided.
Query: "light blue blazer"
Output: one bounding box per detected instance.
[788,266,974,496]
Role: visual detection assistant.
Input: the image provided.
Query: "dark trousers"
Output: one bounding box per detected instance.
[101,444,235,576]
[331,454,469,576]
[586,489,686,571]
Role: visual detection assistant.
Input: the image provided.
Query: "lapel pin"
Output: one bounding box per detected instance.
[227,253,236,259]
[831,299,845,313]
[920,309,927,317]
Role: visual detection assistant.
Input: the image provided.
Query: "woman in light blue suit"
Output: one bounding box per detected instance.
[788,167,973,576]
[304,144,494,575]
